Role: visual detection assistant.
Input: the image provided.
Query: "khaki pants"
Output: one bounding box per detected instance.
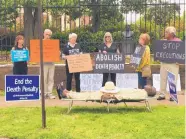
[160,63,179,94]
[42,64,55,94]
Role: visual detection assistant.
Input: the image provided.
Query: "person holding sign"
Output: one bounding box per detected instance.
[43,29,56,99]
[136,33,151,89]
[157,26,181,101]
[99,32,120,86]
[62,33,82,92]
[12,35,28,75]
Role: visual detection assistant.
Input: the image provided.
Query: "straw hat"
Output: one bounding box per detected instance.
[100,81,120,93]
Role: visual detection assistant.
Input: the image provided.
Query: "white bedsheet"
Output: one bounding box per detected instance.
[66,88,148,101]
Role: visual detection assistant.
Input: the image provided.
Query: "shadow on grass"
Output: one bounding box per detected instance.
[60,106,149,114]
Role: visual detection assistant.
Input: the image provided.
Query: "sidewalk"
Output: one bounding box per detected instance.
[0,94,184,108]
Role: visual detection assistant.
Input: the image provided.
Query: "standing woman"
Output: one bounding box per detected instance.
[12,35,28,75]
[99,32,120,86]
[62,33,82,92]
[136,33,151,89]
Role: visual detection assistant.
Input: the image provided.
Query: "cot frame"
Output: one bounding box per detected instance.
[62,97,154,114]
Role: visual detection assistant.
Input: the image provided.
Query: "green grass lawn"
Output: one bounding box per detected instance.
[0,106,184,139]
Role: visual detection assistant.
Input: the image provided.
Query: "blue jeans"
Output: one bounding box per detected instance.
[138,72,147,89]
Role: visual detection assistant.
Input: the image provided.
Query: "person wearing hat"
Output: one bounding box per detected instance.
[157,26,181,101]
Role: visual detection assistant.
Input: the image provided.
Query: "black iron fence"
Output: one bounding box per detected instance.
[0,0,185,61]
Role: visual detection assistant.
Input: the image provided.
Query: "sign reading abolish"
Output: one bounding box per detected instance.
[5,75,40,101]
[167,71,178,103]
[94,53,125,73]
[130,45,145,68]
[153,40,185,64]
[67,54,93,73]
[11,50,29,62]
[30,40,60,62]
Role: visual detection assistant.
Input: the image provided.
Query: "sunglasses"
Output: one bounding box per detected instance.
[105,36,111,38]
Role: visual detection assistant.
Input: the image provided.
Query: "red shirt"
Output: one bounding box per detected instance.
[169,37,181,41]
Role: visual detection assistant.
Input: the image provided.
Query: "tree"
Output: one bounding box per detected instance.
[144,0,180,25]
[120,0,148,13]
[0,0,18,30]
[14,0,82,49]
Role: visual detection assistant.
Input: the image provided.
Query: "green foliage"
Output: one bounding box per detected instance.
[144,1,180,25]
[0,0,18,28]
[52,27,124,53]
[120,0,148,13]
[0,106,184,139]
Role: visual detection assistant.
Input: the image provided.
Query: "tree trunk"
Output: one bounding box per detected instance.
[33,8,40,39]
[91,0,100,32]
[24,7,34,50]
[24,7,40,50]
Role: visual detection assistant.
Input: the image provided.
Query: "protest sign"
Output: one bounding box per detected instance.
[116,73,138,88]
[153,40,185,64]
[80,74,103,91]
[152,74,181,91]
[11,50,29,62]
[80,73,138,91]
[130,45,145,68]
[5,75,40,101]
[167,71,178,103]
[30,39,60,62]
[67,54,93,73]
[94,53,125,73]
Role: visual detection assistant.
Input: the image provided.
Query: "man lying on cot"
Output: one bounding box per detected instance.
[56,82,156,101]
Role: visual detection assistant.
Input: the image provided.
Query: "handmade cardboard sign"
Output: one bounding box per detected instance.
[30,39,60,62]
[67,54,93,73]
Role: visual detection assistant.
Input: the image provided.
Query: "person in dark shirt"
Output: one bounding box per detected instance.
[12,35,28,75]
[99,32,120,86]
[62,33,82,92]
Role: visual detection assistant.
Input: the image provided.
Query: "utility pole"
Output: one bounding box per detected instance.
[38,0,46,128]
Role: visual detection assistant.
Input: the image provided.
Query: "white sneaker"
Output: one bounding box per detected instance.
[47,93,56,99]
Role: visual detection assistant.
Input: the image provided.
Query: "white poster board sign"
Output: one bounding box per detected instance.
[80,74,103,91]
[153,74,181,91]
[80,73,138,91]
[116,73,138,88]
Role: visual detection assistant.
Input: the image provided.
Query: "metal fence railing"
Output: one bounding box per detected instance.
[0,0,185,61]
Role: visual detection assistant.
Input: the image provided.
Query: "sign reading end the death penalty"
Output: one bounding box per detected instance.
[153,40,185,64]
[94,53,125,73]
[5,75,40,101]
